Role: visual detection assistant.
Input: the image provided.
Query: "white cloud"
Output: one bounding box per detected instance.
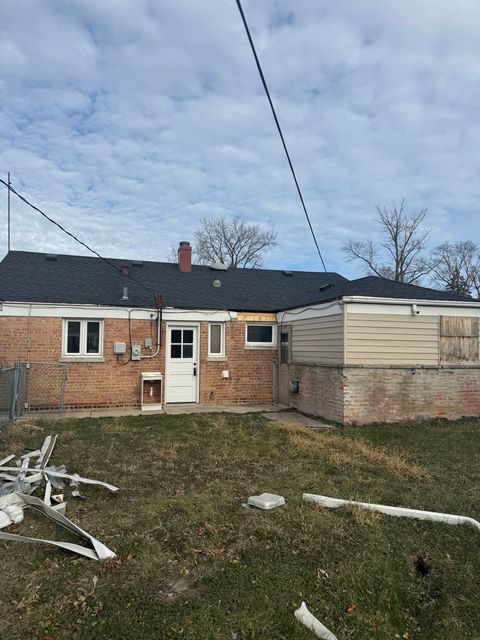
[1,0,480,280]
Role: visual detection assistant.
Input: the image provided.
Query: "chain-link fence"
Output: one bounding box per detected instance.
[0,366,15,422]
[0,362,68,421]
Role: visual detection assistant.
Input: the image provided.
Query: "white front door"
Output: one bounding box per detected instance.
[166,325,198,403]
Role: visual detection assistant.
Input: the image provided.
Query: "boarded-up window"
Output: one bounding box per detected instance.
[439,316,479,364]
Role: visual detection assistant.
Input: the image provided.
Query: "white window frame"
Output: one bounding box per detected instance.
[245,323,276,348]
[62,319,104,357]
[208,322,225,357]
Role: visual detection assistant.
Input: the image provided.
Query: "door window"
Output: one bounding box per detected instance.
[170,328,195,359]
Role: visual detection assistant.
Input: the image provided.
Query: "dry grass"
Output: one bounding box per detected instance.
[0,413,478,640]
[274,421,428,479]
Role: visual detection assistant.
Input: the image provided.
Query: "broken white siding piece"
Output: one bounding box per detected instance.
[0,468,119,493]
[0,504,24,528]
[0,493,26,529]
[44,480,52,506]
[294,602,338,640]
[35,435,58,469]
[0,455,15,467]
[43,471,119,493]
[0,493,116,560]
[303,494,480,533]
[20,449,42,462]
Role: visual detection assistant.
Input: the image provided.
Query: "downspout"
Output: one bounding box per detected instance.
[303,494,480,533]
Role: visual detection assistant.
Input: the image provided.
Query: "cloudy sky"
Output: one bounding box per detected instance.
[1,0,480,277]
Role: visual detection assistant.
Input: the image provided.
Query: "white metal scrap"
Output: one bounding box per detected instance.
[0,434,118,560]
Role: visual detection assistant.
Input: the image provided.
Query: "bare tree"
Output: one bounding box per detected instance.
[166,246,179,263]
[343,197,431,283]
[431,241,480,297]
[193,216,276,268]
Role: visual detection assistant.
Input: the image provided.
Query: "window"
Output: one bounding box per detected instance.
[208,323,225,357]
[63,320,103,357]
[245,323,276,347]
[170,328,194,359]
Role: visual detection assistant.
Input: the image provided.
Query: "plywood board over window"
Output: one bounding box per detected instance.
[440,316,480,364]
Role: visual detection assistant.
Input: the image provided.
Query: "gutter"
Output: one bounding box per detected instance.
[342,296,480,308]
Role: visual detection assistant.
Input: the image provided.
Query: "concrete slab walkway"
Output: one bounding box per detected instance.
[263,411,334,430]
[18,403,287,421]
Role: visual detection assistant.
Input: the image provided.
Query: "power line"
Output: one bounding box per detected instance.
[0,178,157,298]
[234,0,327,272]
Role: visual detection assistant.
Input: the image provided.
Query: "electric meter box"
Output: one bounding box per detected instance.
[141,372,163,411]
[131,344,142,360]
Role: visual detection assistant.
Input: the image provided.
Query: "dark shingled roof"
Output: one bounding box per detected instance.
[0,251,474,312]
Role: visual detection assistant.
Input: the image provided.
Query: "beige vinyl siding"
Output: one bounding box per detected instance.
[290,314,343,364]
[346,313,439,365]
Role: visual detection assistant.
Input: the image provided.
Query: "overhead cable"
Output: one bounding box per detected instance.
[234,0,327,271]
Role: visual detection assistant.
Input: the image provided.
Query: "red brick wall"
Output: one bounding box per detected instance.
[199,320,276,404]
[0,316,276,408]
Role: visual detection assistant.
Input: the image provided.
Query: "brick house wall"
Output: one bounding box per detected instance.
[199,320,276,404]
[343,366,480,424]
[280,362,480,425]
[0,315,276,409]
[284,363,344,423]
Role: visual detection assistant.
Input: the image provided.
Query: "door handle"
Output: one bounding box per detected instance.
[193,364,197,376]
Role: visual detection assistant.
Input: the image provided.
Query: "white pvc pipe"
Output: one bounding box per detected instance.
[294,602,338,640]
[303,494,480,533]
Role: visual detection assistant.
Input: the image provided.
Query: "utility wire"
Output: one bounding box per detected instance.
[234,0,327,271]
[0,179,157,298]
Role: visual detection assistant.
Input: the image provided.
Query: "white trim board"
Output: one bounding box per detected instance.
[278,301,343,323]
[0,302,236,322]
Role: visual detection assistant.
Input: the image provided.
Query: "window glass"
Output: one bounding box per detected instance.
[183,329,193,344]
[183,344,193,358]
[210,324,222,354]
[67,321,81,353]
[247,325,273,343]
[86,322,100,353]
[171,330,182,343]
[171,344,182,358]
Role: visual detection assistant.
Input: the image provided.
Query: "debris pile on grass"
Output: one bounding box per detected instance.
[0,434,118,560]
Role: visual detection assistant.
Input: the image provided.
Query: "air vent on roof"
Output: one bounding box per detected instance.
[131,260,143,267]
[210,262,228,271]
[282,270,293,277]
[318,283,332,292]
[213,278,222,288]
[46,254,58,261]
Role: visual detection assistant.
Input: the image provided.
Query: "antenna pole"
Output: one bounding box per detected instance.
[7,172,11,252]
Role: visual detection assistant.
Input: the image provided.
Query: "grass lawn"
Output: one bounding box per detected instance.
[0,412,479,639]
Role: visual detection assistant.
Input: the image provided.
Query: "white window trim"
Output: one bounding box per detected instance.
[208,322,225,357]
[245,323,277,348]
[62,319,104,358]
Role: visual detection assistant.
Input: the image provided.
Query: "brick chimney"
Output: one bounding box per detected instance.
[178,241,192,272]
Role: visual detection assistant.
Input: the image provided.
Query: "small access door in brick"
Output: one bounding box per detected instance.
[166,326,198,403]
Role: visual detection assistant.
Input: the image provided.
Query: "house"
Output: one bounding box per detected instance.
[1,242,480,424]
